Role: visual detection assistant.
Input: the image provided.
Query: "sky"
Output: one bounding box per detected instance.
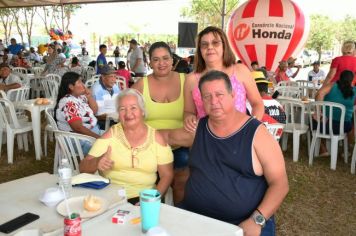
[69,0,355,42]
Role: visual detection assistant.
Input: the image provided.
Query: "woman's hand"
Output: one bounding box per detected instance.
[85,87,92,99]
[184,114,198,133]
[97,146,114,172]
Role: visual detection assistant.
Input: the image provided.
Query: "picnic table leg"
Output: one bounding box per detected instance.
[31,106,42,160]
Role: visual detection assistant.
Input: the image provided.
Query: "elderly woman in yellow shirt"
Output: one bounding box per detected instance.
[79,88,174,204]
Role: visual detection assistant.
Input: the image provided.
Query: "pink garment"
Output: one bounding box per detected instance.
[192,73,247,118]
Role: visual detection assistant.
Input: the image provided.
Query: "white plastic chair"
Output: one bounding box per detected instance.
[11,73,30,87]
[296,80,317,99]
[54,130,96,175]
[265,123,285,142]
[277,81,298,87]
[308,101,348,170]
[6,87,30,102]
[0,98,33,164]
[85,75,100,89]
[83,66,96,82]
[44,108,58,157]
[32,67,44,76]
[274,86,300,99]
[7,87,31,122]
[29,74,44,99]
[279,99,310,162]
[12,67,28,75]
[41,78,59,99]
[350,106,356,174]
[46,73,61,84]
[116,76,127,90]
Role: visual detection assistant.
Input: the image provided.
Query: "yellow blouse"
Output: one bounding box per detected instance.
[88,123,173,198]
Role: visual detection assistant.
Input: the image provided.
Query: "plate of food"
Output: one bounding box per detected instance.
[56,195,109,218]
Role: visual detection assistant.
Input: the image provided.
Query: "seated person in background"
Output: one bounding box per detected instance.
[56,57,69,77]
[15,51,31,68]
[274,60,289,83]
[108,61,116,70]
[28,47,41,64]
[179,70,289,235]
[55,72,101,153]
[251,71,286,124]
[315,70,356,133]
[42,44,62,75]
[286,57,301,79]
[308,61,325,84]
[314,70,356,155]
[0,49,11,64]
[69,57,83,75]
[251,61,259,71]
[116,61,131,88]
[92,65,120,130]
[79,88,174,205]
[0,63,22,92]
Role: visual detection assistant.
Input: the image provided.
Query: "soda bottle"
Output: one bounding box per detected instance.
[58,158,72,198]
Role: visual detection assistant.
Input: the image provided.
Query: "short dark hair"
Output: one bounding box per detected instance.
[118,61,126,69]
[198,70,232,93]
[256,83,268,94]
[251,61,259,67]
[99,44,107,50]
[71,57,79,65]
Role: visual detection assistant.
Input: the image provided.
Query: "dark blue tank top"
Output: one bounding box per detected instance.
[182,116,268,225]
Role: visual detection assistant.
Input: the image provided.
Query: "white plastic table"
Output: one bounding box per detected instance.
[0,173,243,236]
[82,203,243,236]
[0,173,126,236]
[13,99,55,160]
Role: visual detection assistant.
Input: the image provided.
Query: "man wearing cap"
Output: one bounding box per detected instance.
[91,64,120,130]
[286,57,301,79]
[308,61,326,84]
[128,39,146,77]
[252,71,286,124]
[0,63,22,92]
[96,44,108,75]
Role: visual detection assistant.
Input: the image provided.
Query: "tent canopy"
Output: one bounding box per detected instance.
[0,0,160,8]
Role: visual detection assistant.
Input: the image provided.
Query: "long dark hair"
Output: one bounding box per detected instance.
[337,70,354,99]
[54,72,82,119]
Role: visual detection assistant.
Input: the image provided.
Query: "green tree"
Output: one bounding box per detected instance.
[0,9,14,44]
[181,0,239,31]
[37,5,81,35]
[306,14,335,60]
[12,8,36,45]
[338,15,356,42]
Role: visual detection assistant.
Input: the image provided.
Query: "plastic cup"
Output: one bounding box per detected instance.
[139,189,161,233]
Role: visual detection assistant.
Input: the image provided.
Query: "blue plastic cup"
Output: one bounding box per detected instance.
[139,189,161,233]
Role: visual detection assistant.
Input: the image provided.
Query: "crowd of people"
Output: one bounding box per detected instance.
[2,27,356,236]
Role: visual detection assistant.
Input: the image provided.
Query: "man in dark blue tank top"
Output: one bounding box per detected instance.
[180,71,289,236]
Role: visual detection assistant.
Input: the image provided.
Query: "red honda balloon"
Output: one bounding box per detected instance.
[227,0,310,71]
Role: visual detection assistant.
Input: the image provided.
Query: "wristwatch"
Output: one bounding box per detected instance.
[251,210,266,228]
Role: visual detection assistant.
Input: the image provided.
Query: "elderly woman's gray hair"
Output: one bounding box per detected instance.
[117,88,147,118]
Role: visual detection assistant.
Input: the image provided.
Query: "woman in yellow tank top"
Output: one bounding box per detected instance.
[132,42,193,204]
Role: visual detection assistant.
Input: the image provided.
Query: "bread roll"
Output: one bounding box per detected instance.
[83,195,102,212]
[35,98,43,105]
